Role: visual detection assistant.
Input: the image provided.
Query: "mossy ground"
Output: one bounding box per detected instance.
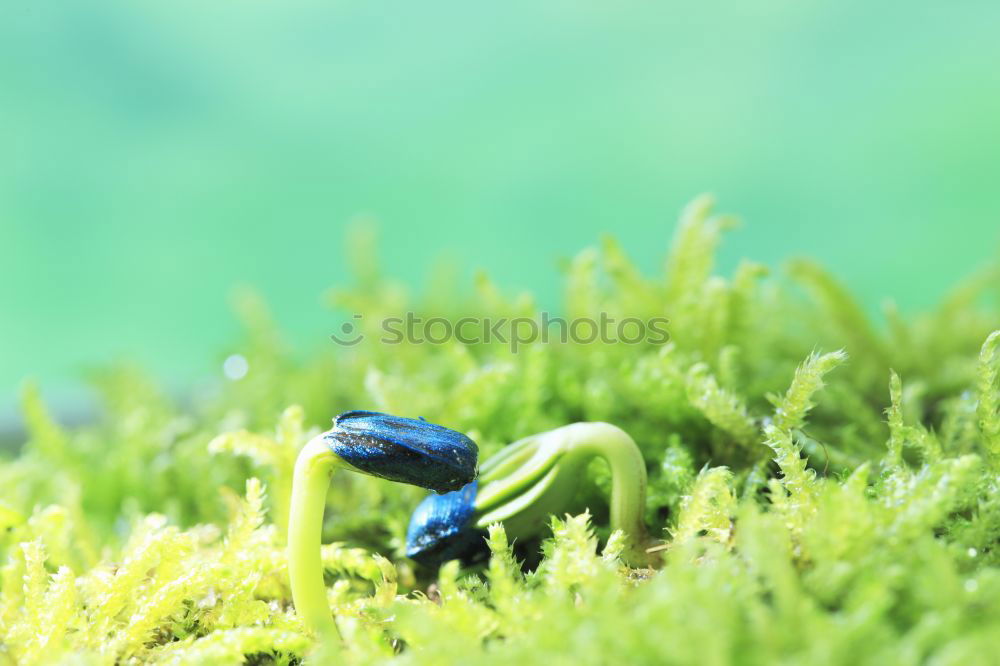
[3,197,1000,664]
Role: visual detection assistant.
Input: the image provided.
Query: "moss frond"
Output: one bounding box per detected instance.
[976,330,1000,465]
[672,466,737,545]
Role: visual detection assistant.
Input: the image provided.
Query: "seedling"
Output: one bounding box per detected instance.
[288,410,478,637]
[406,421,649,568]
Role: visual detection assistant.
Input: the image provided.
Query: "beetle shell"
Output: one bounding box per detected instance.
[406,480,489,567]
[326,410,478,493]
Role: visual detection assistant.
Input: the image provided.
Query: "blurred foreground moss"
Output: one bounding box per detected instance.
[3,196,1000,664]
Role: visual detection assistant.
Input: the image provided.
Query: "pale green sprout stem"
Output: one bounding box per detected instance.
[287,435,343,640]
[473,422,649,565]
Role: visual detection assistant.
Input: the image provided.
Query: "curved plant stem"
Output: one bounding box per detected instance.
[288,435,341,639]
[472,422,649,566]
[561,422,649,565]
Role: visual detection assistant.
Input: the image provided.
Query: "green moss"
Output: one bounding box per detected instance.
[2,197,1000,664]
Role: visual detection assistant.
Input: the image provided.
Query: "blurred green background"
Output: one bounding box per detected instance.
[2,0,1000,426]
